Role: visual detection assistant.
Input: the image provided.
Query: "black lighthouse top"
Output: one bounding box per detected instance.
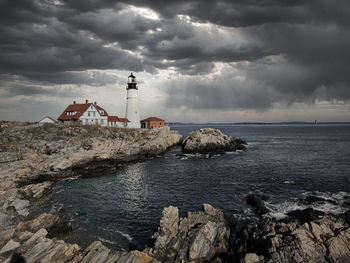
[127,73,138,90]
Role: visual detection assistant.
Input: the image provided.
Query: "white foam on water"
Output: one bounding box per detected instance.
[61,175,81,181]
[268,191,350,219]
[268,201,305,220]
[53,188,65,194]
[282,180,295,184]
[98,237,119,245]
[116,230,133,242]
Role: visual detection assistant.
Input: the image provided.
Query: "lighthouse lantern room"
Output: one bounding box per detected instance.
[125,73,141,128]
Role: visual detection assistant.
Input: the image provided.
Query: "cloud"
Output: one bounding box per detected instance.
[0,0,349,121]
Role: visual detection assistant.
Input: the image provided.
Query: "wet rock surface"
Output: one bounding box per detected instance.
[246,193,271,216]
[182,128,247,154]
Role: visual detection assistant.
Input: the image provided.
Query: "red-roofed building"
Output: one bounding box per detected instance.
[141,117,165,129]
[107,116,129,127]
[58,100,130,127]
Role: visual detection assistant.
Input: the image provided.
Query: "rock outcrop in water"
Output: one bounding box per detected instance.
[182,128,247,154]
[145,204,230,263]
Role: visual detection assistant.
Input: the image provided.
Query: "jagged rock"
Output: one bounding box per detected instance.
[287,208,325,224]
[0,239,20,255]
[19,181,53,200]
[233,213,350,263]
[147,204,230,263]
[77,241,157,263]
[246,193,270,216]
[17,212,71,237]
[182,128,247,154]
[8,199,30,217]
[0,229,15,248]
[301,195,337,205]
[21,229,81,263]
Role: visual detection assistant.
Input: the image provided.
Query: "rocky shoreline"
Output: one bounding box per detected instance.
[0,122,182,262]
[1,123,349,262]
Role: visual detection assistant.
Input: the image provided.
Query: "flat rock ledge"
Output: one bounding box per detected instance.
[182,128,247,154]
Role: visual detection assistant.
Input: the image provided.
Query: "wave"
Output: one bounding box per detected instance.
[61,175,81,181]
[98,237,119,245]
[116,230,133,242]
[267,191,350,220]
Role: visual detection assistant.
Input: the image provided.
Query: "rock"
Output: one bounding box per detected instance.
[0,239,20,255]
[17,212,71,237]
[287,208,325,224]
[19,181,53,200]
[8,199,30,217]
[146,204,230,263]
[159,206,179,236]
[246,193,271,216]
[22,229,81,263]
[233,213,350,263]
[241,253,264,263]
[182,128,247,154]
[0,229,15,249]
[301,195,337,205]
[78,241,158,263]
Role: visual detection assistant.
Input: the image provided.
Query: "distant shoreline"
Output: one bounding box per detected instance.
[168,121,350,125]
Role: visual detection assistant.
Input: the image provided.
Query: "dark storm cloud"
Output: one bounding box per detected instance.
[2,84,80,98]
[166,75,272,110]
[0,0,349,112]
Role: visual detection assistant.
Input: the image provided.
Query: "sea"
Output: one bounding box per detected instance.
[52,124,350,251]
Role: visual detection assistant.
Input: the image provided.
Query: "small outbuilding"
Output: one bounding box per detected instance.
[39,116,57,124]
[141,117,165,129]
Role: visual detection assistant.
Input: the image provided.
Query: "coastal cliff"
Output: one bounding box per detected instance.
[0,122,181,262]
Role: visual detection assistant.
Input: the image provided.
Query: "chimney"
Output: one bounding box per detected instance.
[73,101,76,104]
[85,99,88,104]
[94,101,97,105]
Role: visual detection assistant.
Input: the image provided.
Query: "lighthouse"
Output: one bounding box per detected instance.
[125,73,141,128]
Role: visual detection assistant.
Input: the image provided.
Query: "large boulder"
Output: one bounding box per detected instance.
[182,128,247,154]
[146,204,230,263]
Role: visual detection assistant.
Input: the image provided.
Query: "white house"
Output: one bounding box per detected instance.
[58,100,129,127]
[39,116,57,124]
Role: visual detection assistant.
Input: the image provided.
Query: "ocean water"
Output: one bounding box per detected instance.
[53,124,350,250]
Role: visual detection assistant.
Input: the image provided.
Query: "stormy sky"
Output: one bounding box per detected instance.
[1,0,349,122]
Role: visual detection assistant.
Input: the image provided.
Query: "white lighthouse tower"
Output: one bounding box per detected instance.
[125,73,141,128]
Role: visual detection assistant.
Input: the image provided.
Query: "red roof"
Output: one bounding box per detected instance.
[95,104,108,116]
[58,102,108,121]
[118,118,130,122]
[108,116,120,122]
[141,117,164,122]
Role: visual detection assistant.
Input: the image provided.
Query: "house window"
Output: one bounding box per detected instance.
[93,112,96,117]
[91,106,93,109]
[100,119,104,125]
[88,112,90,117]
